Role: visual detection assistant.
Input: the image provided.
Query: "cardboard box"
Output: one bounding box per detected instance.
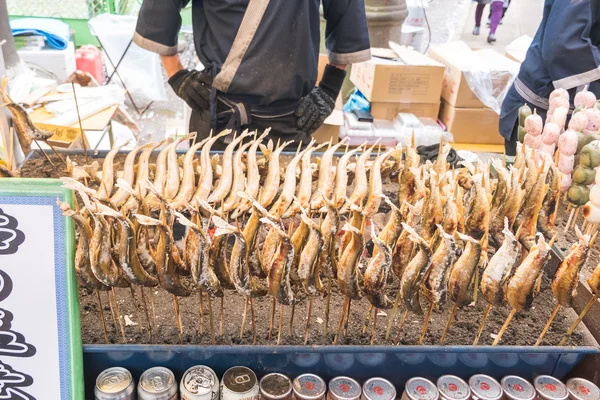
[350,47,444,104]
[439,101,503,145]
[370,101,440,120]
[18,42,76,82]
[505,35,533,63]
[428,41,520,109]
[313,110,342,144]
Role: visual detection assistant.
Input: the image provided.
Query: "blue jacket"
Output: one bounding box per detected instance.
[133,0,371,110]
[500,0,600,140]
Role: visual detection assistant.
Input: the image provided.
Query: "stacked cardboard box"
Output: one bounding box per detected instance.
[350,46,444,121]
[428,41,519,146]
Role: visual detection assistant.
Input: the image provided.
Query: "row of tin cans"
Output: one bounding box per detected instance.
[94,365,600,400]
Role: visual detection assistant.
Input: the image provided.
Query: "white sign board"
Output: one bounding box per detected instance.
[0,179,83,399]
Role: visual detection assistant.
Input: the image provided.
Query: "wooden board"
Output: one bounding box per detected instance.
[30,105,118,131]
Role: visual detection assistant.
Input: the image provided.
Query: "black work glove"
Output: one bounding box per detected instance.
[296,64,346,134]
[168,69,212,114]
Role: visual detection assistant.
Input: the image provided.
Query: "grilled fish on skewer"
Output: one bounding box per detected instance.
[261,218,295,305]
[337,222,365,300]
[109,142,147,208]
[340,199,364,254]
[552,227,591,307]
[442,179,460,237]
[171,137,211,210]
[135,213,191,297]
[310,138,348,210]
[223,138,254,212]
[332,144,363,209]
[391,200,423,279]
[192,130,231,204]
[363,147,400,217]
[270,142,311,218]
[212,216,267,297]
[481,219,521,307]
[506,234,551,312]
[517,160,549,250]
[165,135,194,200]
[422,225,458,307]
[296,206,325,296]
[421,171,444,242]
[259,139,294,207]
[538,163,561,240]
[448,232,482,307]
[318,192,340,277]
[96,140,131,200]
[588,263,600,295]
[465,173,490,242]
[398,133,420,207]
[208,130,253,204]
[489,159,510,221]
[58,200,109,291]
[122,140,164,213]
[399,223,432,315]
[341,141,378,214]
[231,131,269,218]
[373,195,403,259]
[364,222,394,309]
[146,137,175,210]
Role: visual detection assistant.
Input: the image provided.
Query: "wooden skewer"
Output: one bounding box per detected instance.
[289,303,296,337]
[207,295,215,345]
[394,310,409,345]
[324,277,332,336]
[472,267,480,304]
[199,290,205,336]
[558,295,598,346]
[250,297,257,345]
[473,303,492,345]
[492,308,517,346]
[362,304,374,334]
[46,141,67,167]
[440,303,458,344]
[219,296,224,337]
[34,140,56,168]
[370,307,378,345]
[112,288,127,343]
[72,82,88,162]
[95,290,109,344]
[106,290,118,332]
[565,207,576,234]
[277,304,284,345]
[140,287,152,343]
[129,287,143,334]
[304,296,314,345]
[269,297,276,340]
[535,303,561,346]
[240,296,249,339]
[419,302,435,345]
[333,297,349,344]
[386,290,402,340]
[572,208,582,231]
[343,298,352,337]
[173,295,183,344]
[149,289,158,333]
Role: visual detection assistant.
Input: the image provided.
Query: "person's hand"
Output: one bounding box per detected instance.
[168,69,212,114]
[296,65,346,134]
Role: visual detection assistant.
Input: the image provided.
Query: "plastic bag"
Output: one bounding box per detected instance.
[88,14,167,102]
[343,89,371,114]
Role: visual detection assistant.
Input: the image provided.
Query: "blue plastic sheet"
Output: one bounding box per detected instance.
[10,18,70,50]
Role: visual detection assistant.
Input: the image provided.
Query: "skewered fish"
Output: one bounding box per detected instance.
[373,195,403,259]
[192,130,231,204]
[337,221,365,300]
[363,147,400,217]
[261,218,295,305]
[399,223,432,315]
[398,134,420,207]
[110,142,147,208]
[310,138,348,210]
[270,142,311,217]
[332,144,362,209]
[552,227,591,307]
[96,141,130,200]
[538,163,561,240]
[341,141,377,214]
[231,131,269,218]
[259,139,294,207]
[296,206,325,296]
[317,192,340,277]
[391,200,423,279]
[165,135,193,200]
[448,232,482,307]
[171,137,211,210]
[208,130,252,204]
[364,222,393,309]
[122,140,164,213]
[223,138,254,212]
[421,225,458,307]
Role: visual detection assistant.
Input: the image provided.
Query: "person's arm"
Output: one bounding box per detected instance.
[541,0,600,90]
[321,0,371,66]
[161,54,185,79]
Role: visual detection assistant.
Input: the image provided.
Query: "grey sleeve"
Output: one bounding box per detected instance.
[322,0,371,65]
[133,0,190,56]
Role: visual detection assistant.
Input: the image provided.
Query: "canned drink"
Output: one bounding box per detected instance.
[534,376,568,400]
[180,365,220,400]
[362,378,396,400]
[328,377,362,400]
[293,374,326,400]
[437,375,470,400]
[221,366,259,400]
[468,375,503,400]
[401,377,439,400]
[138,367,178,400]
[566,378,600,400]
[95,367,136,400]
[501,376,536,400]
[260,373,293,400]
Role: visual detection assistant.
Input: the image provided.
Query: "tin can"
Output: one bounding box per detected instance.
[328,377,362,400]
[260,373,293,400]
[293,374,326,400]
[533,376,568,400]
[95,367,136,400]
[362,378,396,400]
[437,375,470,400]
[138,367,178,400]
[566,378,600,400]
[221,366,259,400]
[401,377,439,400]
[468,375,503,400]
[501,376,535,400]
[180,365,220,400]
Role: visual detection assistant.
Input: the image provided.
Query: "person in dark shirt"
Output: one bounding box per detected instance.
[134,0,371,148]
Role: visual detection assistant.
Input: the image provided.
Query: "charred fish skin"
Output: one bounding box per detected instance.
[538,163,561,240]
[480,219,521,307]
[90,213,130,288]
[465,173,490,242]
[261,219,295,305]
[421,226,458,306]
[552,227,591,307]
[297,212,325,296]
[391,200,423,279]
[317,193,340,278]
[114,214,159,287]
[364,223,394,309]
[399,223,432,315]
[448,233,482,307]
[337,222,365,301]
